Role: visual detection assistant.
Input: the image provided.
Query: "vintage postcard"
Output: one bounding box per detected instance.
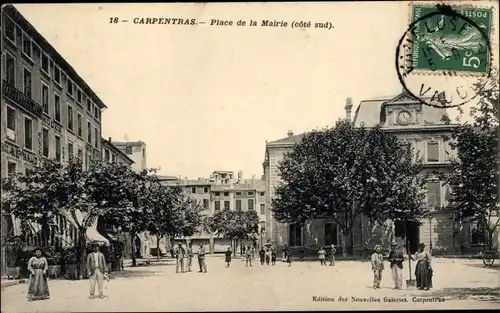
[1,1,499,312]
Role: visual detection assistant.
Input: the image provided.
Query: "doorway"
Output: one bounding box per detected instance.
[406,221,420,254]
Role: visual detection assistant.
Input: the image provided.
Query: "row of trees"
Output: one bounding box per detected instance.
[1,158,202,277]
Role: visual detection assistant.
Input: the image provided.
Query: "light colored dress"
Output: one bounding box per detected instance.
[27,256,50,301]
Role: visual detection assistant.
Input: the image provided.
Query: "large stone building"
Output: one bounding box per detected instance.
[1,5,108,273]
[161,170,267,253]
[111,141,147,173]
[262,92,479,256]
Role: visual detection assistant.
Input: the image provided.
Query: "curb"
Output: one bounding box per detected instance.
[1,279,27,289]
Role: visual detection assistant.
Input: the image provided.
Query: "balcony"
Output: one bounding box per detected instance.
[2,80,43,118]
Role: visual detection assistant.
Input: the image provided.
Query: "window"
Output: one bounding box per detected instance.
[41,83,49,113]
[236,192,242,196]
[5,16,16,43]
[55,135,61,161]
[7,106,16,132]
[260,222,266,233]
[24,117,33,150]
[324,223,338,246]
[224,200,230,210]
[260,192,265,196]
[200,199,208,209]
[68,143,74,160]
[248,191,254,196]
[77,149,83,161]
[248,199,254,210]
[23,68,32,98]
[105,149,110,162]
[215,201,221,211]
[427,181,441,209]
[260,204,265,215]
[41,53,50,75]
[289,224,302,246]
[54,66,61,85]
[125,146,133,154]
[94,127,98,148]
[427,142,439,162]
[236,199,242,211]
[94,105,99,119]
[77,114,82,137]
[22,35,32,58]
[86,99,92,112]
[111,154,116,163]
[224,192,229,197]
[87,121,92,143]
[142,149,145,157]
[191,187,196,194]
[203,187,208,193]
[54,94,61,122]
[77,89,82,104]
[215,192,220,196]
[7,161,17,176]
[5,53,15,86]
[67,104,74,131]
[67,80,73,97]
[42,128,49,157]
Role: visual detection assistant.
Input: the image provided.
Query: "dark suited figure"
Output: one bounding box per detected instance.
[198,243,207,273]
[186,243,193,272]
[174,244,185,273]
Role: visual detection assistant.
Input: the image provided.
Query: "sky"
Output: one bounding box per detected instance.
[14,2,497,179]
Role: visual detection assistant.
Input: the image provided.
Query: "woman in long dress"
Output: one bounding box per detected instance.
[27,247,50,301]
[411,243,433,290]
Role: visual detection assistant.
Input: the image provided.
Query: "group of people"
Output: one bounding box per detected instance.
[173,242,208,273]
[26,243,109,302]
[317,244,336,266]
[371,242,433,291]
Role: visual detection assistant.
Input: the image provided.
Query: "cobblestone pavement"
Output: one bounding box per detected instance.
[1,257,498,312]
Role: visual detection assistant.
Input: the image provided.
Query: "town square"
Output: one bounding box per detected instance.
[1,2,499,312]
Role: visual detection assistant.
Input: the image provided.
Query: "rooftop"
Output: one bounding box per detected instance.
[111,141,146,147]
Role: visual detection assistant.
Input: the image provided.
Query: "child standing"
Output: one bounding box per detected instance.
[286,251,292,267]
[371,245,385,289]
[225,247,232,268]
[271,248,277,266]
[265,248,271,265]
[329,244,337,266]
[318,247,327,266]
[259,247,266,265]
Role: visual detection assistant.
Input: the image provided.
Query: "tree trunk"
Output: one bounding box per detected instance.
[341,231,347,258]
[157,236,160,260]
[131,232,137,267]
[78,231,87,280]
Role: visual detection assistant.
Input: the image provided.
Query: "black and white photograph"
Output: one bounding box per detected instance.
[1,1,499,311]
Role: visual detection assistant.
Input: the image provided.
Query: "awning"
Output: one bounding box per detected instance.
[64,210,109,245]
[136,232,149,243]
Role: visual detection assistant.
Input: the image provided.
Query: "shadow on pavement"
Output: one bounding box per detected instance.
[463,263,500,270]
[422,287,500,303]
[110,268,166,279]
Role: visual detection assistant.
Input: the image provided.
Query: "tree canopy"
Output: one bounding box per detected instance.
[206,209,260,242]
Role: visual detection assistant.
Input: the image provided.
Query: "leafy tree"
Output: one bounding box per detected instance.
[206,209,260,252]
[446,70,499,250]
[272,120,429,255]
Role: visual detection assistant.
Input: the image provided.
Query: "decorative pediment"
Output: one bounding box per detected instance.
[386,92,420,104]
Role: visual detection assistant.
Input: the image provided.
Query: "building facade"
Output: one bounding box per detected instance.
[262,92,485,256]
[1,5,109,273]
[111,141,147,173]
[162,171,267,253]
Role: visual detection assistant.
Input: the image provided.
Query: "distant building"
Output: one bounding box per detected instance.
[101,137,134,166]
[263,92,476,256]
[161,171,266,253]
[111,141,147,173]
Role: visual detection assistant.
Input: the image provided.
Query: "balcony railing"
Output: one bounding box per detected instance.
[2,80,43,118]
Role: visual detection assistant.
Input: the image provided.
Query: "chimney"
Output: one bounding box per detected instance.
[108,137,112,142]
[287,130,293,137]
[345,97,353,121]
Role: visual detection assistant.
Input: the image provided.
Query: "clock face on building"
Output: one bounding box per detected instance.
[397,110,412,125]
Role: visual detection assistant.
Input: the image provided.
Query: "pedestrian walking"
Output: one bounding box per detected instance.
[329,244,337,266]
[197,243,208,273]
[265,248,271,265]
[371,245,384,289]
[27,247,50,301]
[225,247,232,267]
[174,243,186,273]
[245,245,253,267]
[299,246,305,262]
[410,243,433,290]
[318,247,327,266]
[389,243,404,290]
[87,243,108,299]
[282,244,289,262]
[259,247,266,265]
[186,243,193,272]
[286,250,292,267]
[271,247,277,266]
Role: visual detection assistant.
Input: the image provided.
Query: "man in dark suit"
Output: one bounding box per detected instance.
[86,243,108,299]
[174,243,186,274]
[197,243,207,273]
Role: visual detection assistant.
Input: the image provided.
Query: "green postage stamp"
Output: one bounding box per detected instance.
[409,4,493,75]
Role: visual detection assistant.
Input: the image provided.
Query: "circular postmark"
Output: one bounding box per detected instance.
[396,4,493,109]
